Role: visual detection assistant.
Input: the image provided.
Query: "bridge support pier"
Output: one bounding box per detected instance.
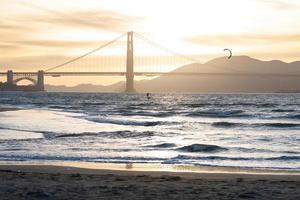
[7,70,13,85]
[125,31,135,92]
[37,70,45,91]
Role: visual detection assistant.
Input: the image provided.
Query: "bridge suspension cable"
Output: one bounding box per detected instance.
[133,32,251,74]
[134,32,200,63]
[44,32,126,72]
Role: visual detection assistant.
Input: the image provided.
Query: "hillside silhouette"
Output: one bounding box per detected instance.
[46,56,300,93]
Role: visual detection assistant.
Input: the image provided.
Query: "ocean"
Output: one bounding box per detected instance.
[0,92,299,171]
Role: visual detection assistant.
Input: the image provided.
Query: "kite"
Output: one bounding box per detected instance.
[224,48,232,59]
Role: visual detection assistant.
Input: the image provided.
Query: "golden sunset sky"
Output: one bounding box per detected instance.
[1,0,300,85]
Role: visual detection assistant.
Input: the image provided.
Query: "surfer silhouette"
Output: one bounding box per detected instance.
[146,93,151,100]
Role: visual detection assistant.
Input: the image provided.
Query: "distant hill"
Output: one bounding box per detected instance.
[46,82,124,92]
[46,56,300,93]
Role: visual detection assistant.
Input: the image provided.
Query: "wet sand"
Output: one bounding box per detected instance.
[0,107,19,112]
[0,164,299,200]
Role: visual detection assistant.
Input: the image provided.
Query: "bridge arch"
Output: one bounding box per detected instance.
[14,77,37,85]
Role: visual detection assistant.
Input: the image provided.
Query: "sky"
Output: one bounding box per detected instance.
[1,0,300,85]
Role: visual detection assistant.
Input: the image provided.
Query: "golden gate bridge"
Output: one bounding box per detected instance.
[1,31,300,92]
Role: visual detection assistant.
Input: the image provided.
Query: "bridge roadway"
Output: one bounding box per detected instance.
[1,72,300,77]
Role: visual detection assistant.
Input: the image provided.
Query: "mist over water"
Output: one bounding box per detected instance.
[0,92,299,170]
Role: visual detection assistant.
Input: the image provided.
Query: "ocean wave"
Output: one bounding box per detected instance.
[267,156,300,161]
[285,114,300,120]
[232,147,275,153]
[54,131,155,139]
[254,103,278,108]
[259,123,300,128]
[211,121,300,129]
[127,103,161,107]
[96,130,156,139]
[144,143,177,148]
[0,148,27,151]
[269,114,300,120]
[211,122,242,128]
[55,133,100,138]
[181,103,278,108]
[66,147,134,152]
[177,144,228,153]
[231,147,300,154]
[80,102,107,106]
[236,103,277,108]
[118,110,176,118]
[0,155,165,163]
[271,109,295,113]
[86,117,170,127]
[186,110,249,118]
[180,103,211,108]
[49,105,81,110]
[171,155,300,161]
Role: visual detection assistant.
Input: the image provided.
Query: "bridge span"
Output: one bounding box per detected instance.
[1,31,300,92]
[1,70,300,92]
[1,71,300,77]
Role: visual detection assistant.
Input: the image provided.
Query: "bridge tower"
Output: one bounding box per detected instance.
[37,70,45,91]
[7,70,13,85]
[125,31,135,92]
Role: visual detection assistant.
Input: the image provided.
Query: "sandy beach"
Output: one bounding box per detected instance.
[0,163,299,200]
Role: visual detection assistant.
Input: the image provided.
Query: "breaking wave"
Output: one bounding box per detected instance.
[144,143,177,148]
[177,144,228,153]
[171,155,300,161]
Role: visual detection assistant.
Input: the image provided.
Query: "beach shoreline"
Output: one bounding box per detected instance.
[0,107,20,112]
[0,161,300,176]
[1,92,300,199]
[0,163,299,199]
